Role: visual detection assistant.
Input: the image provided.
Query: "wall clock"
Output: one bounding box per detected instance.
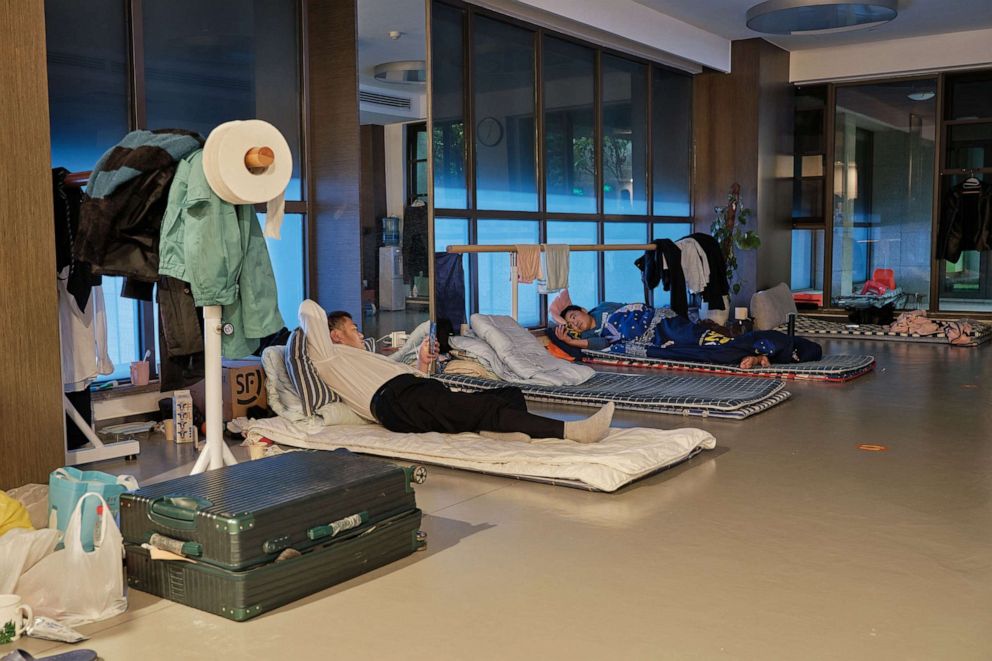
[477,116,503,147]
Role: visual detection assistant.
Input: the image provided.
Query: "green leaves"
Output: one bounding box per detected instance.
[710,185,759,296]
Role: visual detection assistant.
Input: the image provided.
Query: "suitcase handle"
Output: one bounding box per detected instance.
[148,496,212,530]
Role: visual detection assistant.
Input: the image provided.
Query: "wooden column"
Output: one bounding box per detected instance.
[0,0,66,488]
[360,124,387,298]
[693,38,793,305]
[305,0,363,321]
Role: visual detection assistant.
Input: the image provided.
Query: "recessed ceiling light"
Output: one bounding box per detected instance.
[746,0,898,35]
[907,91,936,101]
[374,60,426,85]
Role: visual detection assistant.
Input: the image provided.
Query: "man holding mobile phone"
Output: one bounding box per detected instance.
[309,301,613,444]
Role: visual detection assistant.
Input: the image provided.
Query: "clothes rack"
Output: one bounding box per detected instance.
[61,171,141,466]
[446,242,659,321]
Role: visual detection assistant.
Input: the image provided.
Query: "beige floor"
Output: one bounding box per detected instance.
[6,338,992,660]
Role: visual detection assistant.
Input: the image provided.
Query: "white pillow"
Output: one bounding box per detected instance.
[750,283,798,330]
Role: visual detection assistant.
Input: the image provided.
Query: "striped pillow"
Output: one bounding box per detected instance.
[284,328,339,416]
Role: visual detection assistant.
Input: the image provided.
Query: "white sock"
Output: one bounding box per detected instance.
[563,402,615,444]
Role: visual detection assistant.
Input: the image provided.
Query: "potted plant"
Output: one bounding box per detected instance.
[701,183,760,324]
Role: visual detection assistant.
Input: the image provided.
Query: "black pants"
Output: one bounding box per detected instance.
[372,374,564,439]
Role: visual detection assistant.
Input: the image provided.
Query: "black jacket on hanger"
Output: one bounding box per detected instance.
[52,167,102,310]
[635,239,688,317]
[689,233,729,310]
[937,180,992,262]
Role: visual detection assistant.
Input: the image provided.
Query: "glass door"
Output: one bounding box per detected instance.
[830,79,937,309]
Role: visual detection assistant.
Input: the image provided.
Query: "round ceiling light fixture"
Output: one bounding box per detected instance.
[907,91,936,101]
[373,60,426,85]
[746,0,898,35]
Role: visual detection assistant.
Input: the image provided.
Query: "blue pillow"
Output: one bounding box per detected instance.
[284,328,339,416]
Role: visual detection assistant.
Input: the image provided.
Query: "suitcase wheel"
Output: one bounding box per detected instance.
[412,465,428,484]
[415,529,428,551]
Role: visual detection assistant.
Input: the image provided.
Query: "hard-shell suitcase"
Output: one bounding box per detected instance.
[125,508,424,621]
[120,449,425,571]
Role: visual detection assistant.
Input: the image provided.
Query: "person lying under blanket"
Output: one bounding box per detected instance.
[554,302,823,368]
[297,300,614,443]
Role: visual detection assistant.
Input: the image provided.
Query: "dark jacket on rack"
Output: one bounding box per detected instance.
[689,232,729,311]
[635,239,688,317]
[75,129,203,299]
[53,168,102,310]
[937,181,992,263]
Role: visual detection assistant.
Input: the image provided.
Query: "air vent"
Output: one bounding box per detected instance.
[359,90,412,110]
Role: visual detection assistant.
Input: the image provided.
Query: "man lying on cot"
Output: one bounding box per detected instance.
[297,300,614,443]
[553,302,822,368]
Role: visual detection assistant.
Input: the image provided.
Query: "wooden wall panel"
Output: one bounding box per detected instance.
[693,39,793,305]
[0,0,66,488]
[360,124,387,295]
[305,0,363,321]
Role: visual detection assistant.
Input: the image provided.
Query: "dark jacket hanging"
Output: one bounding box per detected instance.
[937,180,992,263]
[52,168,102,310]
[434,251,466,329]
[636,239,688,317]
[75,129,203,299]
[689,232,729,310]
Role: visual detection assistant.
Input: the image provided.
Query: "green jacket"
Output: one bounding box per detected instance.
[159,149,284,358]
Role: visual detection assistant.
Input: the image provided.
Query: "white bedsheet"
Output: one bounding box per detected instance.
[243,416,715,492]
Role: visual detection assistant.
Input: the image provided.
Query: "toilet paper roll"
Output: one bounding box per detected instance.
[202,120,292,239]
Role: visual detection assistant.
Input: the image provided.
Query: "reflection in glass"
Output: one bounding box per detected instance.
[547,221,598,307]
[45,0,129,172]
[652,67,691,216]
[652,223,692,306]
[478,220,540,325]
[604,223,647,303]
[473,17,537,211]
[432,3,467,208]
[543,37,595,214]
[602,55,647,215]
[791,229,825,296]
[831,81,935,304]
[143,0,302,198]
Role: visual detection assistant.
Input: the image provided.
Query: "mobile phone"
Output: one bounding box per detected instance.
[429,321,437,347]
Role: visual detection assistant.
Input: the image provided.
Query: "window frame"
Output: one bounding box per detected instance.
[431,1,694,326]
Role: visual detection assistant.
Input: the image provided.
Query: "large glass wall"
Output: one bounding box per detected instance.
[431,3,694,325]
[44,0,306,380]
[831,80,936,306]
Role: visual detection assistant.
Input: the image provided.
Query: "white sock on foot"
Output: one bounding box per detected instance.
[563,402,615,444]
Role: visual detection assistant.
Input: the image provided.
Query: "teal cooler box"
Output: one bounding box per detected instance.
[120,450,426,621]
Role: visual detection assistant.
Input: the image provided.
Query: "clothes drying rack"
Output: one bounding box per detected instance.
[446,243,658,321]
[61,170,141,466]
[61,144,274,472]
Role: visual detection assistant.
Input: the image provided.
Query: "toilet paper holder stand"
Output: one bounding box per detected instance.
[191,142,276,475]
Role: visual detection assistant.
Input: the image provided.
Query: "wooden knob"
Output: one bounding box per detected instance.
[244,146,275,169]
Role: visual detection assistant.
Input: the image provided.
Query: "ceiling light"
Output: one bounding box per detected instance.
[374,60,426,85]
[907,91,936,101]
[746,0,898,35]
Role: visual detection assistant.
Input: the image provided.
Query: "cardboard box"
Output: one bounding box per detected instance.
[190,358,268,422]
[173,390,196,444]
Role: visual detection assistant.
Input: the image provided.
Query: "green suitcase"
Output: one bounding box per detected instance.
[125,509,424,621]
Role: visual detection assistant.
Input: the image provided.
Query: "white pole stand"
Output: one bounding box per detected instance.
[190,305,238,475]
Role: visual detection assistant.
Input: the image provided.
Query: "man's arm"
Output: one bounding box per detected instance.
[554,325,610,350]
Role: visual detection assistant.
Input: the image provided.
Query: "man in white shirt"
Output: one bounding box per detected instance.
[299,300,613,443]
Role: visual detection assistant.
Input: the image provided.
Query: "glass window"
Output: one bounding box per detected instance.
[101,277,140,380]
[434,217,471,320]
[547,221,598,308]
[45,0,129,172]
[473,17,537,212]
[259,213,305,330]
[831,81,935,305]
[543,37,596,214]
[432,3,467,209]
[651,222,692,307]
[604,222,646,303]
[143,0,302,198]
[601,55,647,215]
[791,229,825,295]
[651,67,691,216]
[478,220,540,325]
[792,86,827,222]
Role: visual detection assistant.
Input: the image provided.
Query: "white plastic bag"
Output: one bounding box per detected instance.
[16,493,126,627]
[5,484,50,530]
[0,527,62,593]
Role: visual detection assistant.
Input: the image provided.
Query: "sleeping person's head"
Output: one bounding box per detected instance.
[327,311,365,349]
[561,305,597,332]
